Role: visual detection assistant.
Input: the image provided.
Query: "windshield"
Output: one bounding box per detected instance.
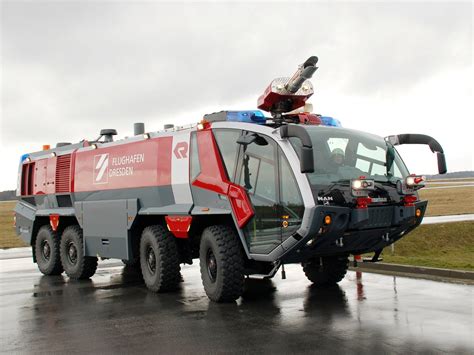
[290,126,409,186]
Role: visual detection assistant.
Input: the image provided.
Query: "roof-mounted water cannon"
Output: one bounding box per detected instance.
[257,56,318,122]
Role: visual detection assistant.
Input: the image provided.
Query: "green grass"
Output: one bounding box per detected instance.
[0,201,27,249]
[379,221,474,271]
[420,187,474,216]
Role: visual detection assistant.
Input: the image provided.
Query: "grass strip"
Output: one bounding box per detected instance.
[380,221,474,271]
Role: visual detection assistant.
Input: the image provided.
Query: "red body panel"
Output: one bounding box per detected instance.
[192,128,254,228]
[192,130,229,194]
[33,159,47,195]
[49,214,60,231]
[74,137,173,192]
[45,157,57,195]
[70,149,78,192]
[165,216,193,238]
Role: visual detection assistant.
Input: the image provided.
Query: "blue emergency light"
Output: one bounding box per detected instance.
[204,110,267,124]
[320,116,342,127]
[225,110,266,124]
[20,154,30,162]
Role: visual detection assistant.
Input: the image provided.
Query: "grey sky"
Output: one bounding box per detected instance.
[1,0,472,190]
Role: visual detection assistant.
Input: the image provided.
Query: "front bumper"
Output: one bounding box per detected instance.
[281,201,428,263]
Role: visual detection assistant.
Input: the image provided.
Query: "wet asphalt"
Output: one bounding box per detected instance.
[0,255,473,354]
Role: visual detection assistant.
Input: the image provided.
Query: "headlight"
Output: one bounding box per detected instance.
[398,174,425,195]
[351,178,375,197]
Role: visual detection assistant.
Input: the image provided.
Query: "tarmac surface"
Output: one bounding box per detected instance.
[1,254,473,354]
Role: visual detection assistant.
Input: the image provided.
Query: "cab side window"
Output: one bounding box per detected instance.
[279,150,304,239]
[238,133,279,254]
[238,135,277,202]
[213,129,241,181]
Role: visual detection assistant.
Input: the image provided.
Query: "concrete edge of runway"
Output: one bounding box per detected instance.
[350,262,474,284]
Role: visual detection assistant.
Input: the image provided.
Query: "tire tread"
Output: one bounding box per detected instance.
[302,256,349,285]
[200,225,244,302]
[35,225,63,275]
[141,225,181,292]
[60,225,97,279]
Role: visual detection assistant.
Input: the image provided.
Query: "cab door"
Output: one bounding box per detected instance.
[278,148,305,244]
[235,132,281,254]
[213,129,305,255]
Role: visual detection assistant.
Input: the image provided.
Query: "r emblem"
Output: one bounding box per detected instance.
[173,142,188,159]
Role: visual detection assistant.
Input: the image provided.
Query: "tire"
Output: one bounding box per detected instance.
[34,225,63,275]
[60,225,98,279]
[302,256,349,285]
[199,225,244,302]
[139,225,181,292]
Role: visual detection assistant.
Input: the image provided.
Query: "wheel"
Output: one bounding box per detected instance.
[199,225,244,302]
[139,225,181,292]
[302,256,349,285]
[60,225,98,279]
[34,225,63,275]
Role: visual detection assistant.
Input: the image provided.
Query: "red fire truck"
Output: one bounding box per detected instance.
[14,56,446,302]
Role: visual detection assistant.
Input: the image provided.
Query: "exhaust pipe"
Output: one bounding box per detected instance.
[134,122,145,135]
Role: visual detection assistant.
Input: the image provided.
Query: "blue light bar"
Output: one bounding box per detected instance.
[226,110,266,124]
[203,110,267,124]
[20,154,29,162]
[320,116,342,127]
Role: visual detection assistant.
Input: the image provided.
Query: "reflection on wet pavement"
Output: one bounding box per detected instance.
[0,258,472,353]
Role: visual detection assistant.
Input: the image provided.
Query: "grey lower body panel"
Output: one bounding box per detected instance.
[73,186,175,210]
[75,199,138,259]
[14,201,36,245]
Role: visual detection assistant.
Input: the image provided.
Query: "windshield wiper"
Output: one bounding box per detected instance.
[326,179,351,190]
[330,179,351,185]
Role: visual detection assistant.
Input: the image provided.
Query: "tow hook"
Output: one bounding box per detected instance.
[335,237,344,247]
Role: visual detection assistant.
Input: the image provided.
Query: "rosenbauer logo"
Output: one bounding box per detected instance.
[93,154,109,184]
[173,142,188,159]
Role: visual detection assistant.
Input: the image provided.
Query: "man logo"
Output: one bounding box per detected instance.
[93,154,109,184]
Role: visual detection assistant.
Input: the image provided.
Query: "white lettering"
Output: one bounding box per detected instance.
[109,167,134,177]
[111,153,145,166]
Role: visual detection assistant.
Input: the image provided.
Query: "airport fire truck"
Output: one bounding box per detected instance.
[14,56,447,302]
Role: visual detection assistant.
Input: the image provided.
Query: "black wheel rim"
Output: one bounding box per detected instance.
[41,240,51,261]
[206,249,217,283]
[67,242,78,265]
[146,246,156,274]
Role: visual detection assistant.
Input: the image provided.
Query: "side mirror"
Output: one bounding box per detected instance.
[280,125,314,173]
[237,133,268,146]
[436,152,447,175]
[385,134,447,174]
[237,133,257,145]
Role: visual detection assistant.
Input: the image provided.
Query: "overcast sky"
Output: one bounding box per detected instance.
[0,0,472,191]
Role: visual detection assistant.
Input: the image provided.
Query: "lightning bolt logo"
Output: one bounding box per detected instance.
[93,154,109,184]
